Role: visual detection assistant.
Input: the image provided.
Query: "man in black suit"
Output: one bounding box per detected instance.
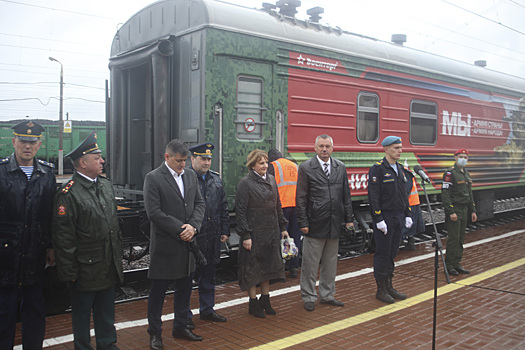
[144,139,205,349]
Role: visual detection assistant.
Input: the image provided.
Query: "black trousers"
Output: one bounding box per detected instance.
[147,276,192,336]
[373,211,404,280]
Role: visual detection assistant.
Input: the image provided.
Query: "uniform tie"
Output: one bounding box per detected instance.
[323,162,330,178]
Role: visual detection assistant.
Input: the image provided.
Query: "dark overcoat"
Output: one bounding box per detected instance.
[235,171,287,291]
[190,167,230,265]
[0,154,56,287]
[144,163,205,280]
[295,156,353,239]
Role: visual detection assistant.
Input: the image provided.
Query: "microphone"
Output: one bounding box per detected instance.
[413,165,431,183]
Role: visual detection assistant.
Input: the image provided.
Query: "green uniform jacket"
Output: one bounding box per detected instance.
[441,164,476,217]
[51,172,124,291]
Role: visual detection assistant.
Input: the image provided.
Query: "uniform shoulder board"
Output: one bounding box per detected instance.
[209,170,220,176]
[61,180,75,194]
[374,159,383,166]
[0,157,9,164]
[37,159,55,168]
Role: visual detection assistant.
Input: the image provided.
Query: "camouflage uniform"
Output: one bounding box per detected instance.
[441,164,476,271]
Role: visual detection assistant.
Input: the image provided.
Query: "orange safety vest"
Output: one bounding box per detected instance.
[271,158,298,208]
[408,177,420,206]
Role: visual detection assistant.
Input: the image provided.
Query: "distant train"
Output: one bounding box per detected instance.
[107,0,525,250]
[0,119,106,170]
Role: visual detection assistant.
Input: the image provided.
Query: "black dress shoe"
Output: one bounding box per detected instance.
[448,268,459,276]
[304,302,315,311]
[149,334,163,350]
[200,311,227,322]
[456,266,470,274]
[172,328,203,341]
[320,299,344,307]
[187,318,195,330]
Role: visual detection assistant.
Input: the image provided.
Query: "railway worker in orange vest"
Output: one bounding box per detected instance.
[441,149,477,276]
[268,149,301,278]
[400,164,425,251]
[368,136,412,304]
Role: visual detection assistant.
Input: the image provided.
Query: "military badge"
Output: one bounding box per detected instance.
[58,205,66,216]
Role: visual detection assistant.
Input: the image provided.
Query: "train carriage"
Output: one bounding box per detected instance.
[108,0,525,240]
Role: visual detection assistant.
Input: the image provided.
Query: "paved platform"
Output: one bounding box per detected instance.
[15,220,525,349]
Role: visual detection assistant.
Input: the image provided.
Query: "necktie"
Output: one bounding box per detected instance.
[323,163,329,178]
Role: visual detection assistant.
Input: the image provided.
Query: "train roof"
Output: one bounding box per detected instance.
[110,0,525,95]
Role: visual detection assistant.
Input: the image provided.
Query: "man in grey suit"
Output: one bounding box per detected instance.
[296,134,354,312]
[144,139,205,349]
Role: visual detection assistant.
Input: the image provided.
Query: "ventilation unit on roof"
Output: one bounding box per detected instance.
[307,6,324,22]
[391,34,407,46]
[262,2,277,11]
[276,0,301,17]
[474,60,487,68]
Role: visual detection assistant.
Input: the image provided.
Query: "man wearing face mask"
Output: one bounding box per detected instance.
[441,149,477,276]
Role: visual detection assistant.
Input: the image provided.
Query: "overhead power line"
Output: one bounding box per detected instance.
[0,0,117,20]
[441,0,525,36]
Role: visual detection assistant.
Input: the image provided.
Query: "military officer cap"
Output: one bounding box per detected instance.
[12,120,45,142]
[189,143,214,158]
[381,135,402,146]
[66,131,102,161]
[454,148,469,156]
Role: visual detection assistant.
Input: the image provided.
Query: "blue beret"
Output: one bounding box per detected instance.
[189,143,214,158]
[381,136,402,146]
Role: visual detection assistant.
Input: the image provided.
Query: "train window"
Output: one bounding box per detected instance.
[410,100,437,145]
[357,92,379,143]
[235,76,264,140]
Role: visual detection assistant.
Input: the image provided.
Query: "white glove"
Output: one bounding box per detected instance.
[405,217,413,229]
[376,220,387,235]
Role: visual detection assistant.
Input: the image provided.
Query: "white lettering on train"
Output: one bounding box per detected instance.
[442,111,471,137]
[297,54,338,71]
[350,174,369,190]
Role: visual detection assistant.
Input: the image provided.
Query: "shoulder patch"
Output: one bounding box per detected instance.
[61,180,75,194]
[37,159,55,168]
[444,172,452,183]
[0,157,9,164]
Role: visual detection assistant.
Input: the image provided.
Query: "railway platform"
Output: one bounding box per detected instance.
[15,220,525,349]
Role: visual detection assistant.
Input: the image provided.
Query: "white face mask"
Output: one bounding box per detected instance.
[457,158,468,167]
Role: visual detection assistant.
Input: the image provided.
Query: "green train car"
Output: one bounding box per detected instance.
[0,120,106,170]
[108,0,525,252]
[108,0,525,210]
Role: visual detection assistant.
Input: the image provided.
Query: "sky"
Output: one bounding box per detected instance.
[0,0,524,123]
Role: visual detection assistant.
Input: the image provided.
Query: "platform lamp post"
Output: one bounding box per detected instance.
[49,57,64,175]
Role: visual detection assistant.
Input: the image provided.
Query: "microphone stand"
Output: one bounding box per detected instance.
[419,178,450,350]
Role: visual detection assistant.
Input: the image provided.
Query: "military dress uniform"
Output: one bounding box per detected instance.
[441,162,476,273]
[368,157,411,280]
[188,142,230,322]
[52,132,123,350]
[0,121,56,349]
[368,136,412,304]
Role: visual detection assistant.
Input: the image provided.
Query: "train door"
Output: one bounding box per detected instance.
[210,57,274,204]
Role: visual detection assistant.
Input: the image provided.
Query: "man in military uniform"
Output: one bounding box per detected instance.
[52,131,123,349]
[0,121,56,349]
[187,143,230,325]
[368,136,412,304]
[441,149,477,276]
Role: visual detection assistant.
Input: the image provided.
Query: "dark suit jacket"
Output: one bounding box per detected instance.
[144,163,205,280]
[296,156,353,239]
